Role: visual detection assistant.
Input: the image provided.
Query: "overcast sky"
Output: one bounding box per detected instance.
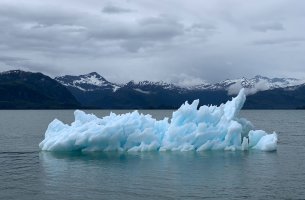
[0,0,304,85]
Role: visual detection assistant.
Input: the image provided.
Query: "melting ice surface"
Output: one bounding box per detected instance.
[39,89,277,152]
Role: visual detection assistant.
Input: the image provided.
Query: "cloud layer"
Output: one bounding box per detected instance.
[0,0,304,83]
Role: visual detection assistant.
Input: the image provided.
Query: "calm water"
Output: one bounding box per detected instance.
[1,110,305,199]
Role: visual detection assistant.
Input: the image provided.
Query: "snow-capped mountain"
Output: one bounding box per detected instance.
[55,72,121,92]
[54,72,305,109]
[191,75,305,94]
[235,75,304,89]
[124,80,183,94]
[56,72,185,93]
[55,72,305,94]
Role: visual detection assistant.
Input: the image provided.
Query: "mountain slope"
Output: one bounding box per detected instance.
[0,70,80,109]
[245,84,305,109]
[55,72,120,92]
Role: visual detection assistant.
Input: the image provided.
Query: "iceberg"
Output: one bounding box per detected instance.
[39,89,277,152]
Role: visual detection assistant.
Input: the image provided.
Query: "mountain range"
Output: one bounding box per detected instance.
[1,70,305,109]
[55,72,305,109]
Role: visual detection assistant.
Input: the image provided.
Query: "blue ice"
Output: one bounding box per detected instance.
[39,89,277,152]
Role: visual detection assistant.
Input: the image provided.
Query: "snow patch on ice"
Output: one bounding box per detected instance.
[39,89,277,152]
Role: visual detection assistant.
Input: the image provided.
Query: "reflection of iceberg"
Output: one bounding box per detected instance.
[39,89,277,152]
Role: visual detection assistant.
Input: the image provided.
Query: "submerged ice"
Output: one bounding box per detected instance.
[39,89,277,152]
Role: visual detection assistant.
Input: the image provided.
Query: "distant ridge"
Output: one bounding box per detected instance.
[1,70,305,109]
[0,70,80,109]
[56,72,305,109]
[56,73,305,93]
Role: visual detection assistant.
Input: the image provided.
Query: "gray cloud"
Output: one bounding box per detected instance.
[252,37,305,45]
[167,74,207,87]
[0,0,305,83]
[90,16,183,41]
[0,55,29,64]
[251,22,284,32]
[228,80,270,95]
[0,55,58,74]
[88,15,185,52]
[186,23,217,32]
[102,5,133,14]
[0,3,80,26]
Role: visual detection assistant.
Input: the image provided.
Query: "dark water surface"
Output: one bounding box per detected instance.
[1,110,305,199]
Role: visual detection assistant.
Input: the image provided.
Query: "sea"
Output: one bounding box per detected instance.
[0,110,305,200]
